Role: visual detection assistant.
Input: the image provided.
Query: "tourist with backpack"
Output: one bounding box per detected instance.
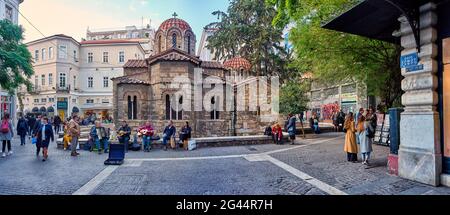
[16,115,28,146]
[1,114,14,158]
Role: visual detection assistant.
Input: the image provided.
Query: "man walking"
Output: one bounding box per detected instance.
[68,115,81,157]
[53,115,62,134]
[33,115,43,156]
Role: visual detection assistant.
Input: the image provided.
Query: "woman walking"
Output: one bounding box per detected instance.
[0,113,14,158]
[36,117,54,162]
[343,112,358,162]
[357,116,374,165]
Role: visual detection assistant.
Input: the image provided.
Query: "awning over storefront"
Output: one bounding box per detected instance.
[40,107,47,113]
[72,107,80,113]
[322,0,445,44]
[32,107,39,113]
[47,107,55,113]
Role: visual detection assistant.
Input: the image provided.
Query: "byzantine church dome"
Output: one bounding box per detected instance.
[155,13,196,55]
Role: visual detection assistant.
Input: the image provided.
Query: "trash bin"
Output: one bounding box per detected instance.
[389,108,404,155]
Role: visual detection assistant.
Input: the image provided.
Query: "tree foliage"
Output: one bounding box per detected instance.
[206,0,299,81]
[268,0,403,107]
[279,80,310,114]
[0,20,33,94]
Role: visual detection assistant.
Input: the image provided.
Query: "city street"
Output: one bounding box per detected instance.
[1,133,450,195]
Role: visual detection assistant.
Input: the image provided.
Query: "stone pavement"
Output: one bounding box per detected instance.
[0,134,450,195]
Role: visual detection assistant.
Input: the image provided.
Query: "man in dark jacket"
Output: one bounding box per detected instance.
[27,115,36,138]
[17,115,28,145]
[53,115,62,134]
[36,117,54,162]
[32,115,43,156]
[162,120,176,151]
[117,121,131,152]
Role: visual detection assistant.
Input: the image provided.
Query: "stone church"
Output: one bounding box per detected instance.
[112,16,277,137]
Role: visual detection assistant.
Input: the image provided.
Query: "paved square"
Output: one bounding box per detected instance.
[1,133,450,195]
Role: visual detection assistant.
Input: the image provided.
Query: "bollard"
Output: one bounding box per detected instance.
[389,108,404,155]
[387,107,404,175]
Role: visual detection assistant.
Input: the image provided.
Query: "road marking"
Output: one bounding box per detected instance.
[264,135,344,155]
[127,154,246,162]
[73,135,345,195]
[72,166,118,195]
[265,156,348,195]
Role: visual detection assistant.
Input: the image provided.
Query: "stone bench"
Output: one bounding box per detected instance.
[56,133,290,150]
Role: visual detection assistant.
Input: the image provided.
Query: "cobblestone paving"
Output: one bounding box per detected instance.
[92,158,327,195]
[1,134,450,195]
[271,133,450,195]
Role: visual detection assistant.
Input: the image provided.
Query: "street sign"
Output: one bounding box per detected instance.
[57,101,68,109]
[400,53,419,68]
[406,64,424,72]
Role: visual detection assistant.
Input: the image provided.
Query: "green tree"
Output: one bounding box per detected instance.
[279,80,310,115]
[268,0,403,108]
[0,20,33,94]
[206,0,296,80]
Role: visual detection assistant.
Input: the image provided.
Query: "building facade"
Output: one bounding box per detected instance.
[86,25,155,57]
[1,0,23,123]
[197,27,219,62]
[21,35,145,120]
[308,81,368,120]
[113,16,277,137]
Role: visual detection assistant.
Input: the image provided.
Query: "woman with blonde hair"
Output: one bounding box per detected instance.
[344,112,358,162]
[357,115,373,165]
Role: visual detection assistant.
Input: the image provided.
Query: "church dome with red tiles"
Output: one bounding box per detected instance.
[155,13,196,55]
[224,57,252,71]
[158,17,192,33]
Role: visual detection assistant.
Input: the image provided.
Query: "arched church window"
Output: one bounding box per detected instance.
[127,96,132,120]
[211,96,219,120]
[177,96,183,120]
[172,33,177,48]
[187,35,191,54]
[158,35,162,53]
[133,96,137,120]
[165,95,171,120]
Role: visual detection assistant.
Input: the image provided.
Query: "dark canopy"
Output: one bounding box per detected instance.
[322,0,445,43]
[72,107,80,113]
[47,106,55,112]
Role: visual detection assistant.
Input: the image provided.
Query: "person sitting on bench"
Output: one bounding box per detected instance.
[272,122,283,145]
[90,121,109,154]
[138,121,154,152]
[179,121,192,150]
[162,120,176,151]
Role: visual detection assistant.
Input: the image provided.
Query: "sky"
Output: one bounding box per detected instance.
[19,0,230,46]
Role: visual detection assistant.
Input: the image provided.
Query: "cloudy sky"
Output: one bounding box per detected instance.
[19,0,229,43]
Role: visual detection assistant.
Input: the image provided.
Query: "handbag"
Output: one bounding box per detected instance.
[31,137,37,145]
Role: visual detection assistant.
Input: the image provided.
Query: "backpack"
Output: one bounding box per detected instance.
[264,127,272,136]
[1,120,9,134]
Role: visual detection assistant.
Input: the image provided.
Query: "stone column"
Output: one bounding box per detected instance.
[398,2,442,186]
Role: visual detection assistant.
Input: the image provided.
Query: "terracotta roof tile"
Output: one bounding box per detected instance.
[158,18,192,32]
[201,61,224,69]
[224,57,252,71]
[112,76,150,85]
[124,59,147,68]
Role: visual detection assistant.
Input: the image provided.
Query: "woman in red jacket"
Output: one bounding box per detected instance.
[272,123,283,145]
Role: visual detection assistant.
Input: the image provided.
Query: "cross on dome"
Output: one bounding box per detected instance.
[172,12,178,19]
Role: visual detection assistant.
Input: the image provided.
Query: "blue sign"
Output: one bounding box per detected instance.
[400,53,419,69]
[406,64,424,72]
[57,101,68,109]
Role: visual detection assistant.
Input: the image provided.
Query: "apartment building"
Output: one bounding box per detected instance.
[22,35,145,120]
